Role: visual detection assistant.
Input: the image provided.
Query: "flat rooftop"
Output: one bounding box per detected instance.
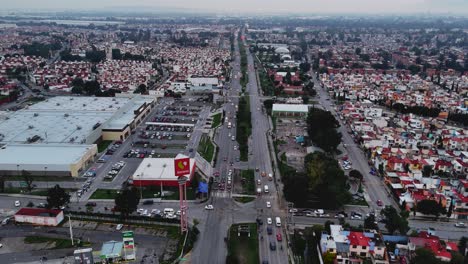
[0,110,111,144]
[0,96,155,144]
[28,96,130,112]
[272,104,309,113]
[0,143,96,171]
[133,157,196,181]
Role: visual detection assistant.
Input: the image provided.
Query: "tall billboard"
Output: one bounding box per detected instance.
[122,231,136,260]
[174,157,190,177]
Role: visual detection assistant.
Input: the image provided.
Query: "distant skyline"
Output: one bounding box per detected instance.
[3,0,468,15]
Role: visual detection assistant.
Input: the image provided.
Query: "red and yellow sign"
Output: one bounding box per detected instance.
[174,157,190,177]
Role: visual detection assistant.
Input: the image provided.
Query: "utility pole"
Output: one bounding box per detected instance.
[68,215,74,246]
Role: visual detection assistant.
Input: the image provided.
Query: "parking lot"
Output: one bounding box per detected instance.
[76,97,213,201]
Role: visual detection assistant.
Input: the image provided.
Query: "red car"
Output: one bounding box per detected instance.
[276,233,282,242]
[377,200,383,206]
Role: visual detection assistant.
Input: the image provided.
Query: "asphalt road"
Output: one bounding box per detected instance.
[193,30,291,264]
[309,67,396,211]
[0,223,169,264]
[190,30,245,264]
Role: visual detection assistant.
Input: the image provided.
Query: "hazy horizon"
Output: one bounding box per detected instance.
[3,0,468,15]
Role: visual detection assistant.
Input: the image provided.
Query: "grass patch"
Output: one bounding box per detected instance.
[236,95,251,161]
[97,140,113,153]
[198,134,215,163]
[90,189,120,199]
[240,169,255,195]
[238,35,249,91]
[211,113,222,128]
[24,236,80,249]
[234,196,256,203]
[226,223,259,264]
[1,188,76,196]
[3,175,86,182]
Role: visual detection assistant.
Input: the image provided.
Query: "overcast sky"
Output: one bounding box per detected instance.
[3,0,468,14]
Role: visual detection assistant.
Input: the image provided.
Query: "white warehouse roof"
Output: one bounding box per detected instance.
[0,144,97,171]
[132,157,196,181]
[272,104,309,113]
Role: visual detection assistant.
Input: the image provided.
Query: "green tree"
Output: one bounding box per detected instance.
[46,185,70,209]
[447,200,454,218]
[458,237,467,255]
[304,152,351,208]
[306,108,342,153]
[355,47,361,55]
[134,84,147,94]
[283,174,309,207]
[299,62,311,73]
[422,165,432,177]
[114,187,140,218]
[22,170,35,193]
[364,214,379,230]
[450,252,464,264]
[349,169,363,180]
[411,248,441,264]
[416,199,445,219]
[71,86,83,94]
[381,206,409,234]
[378,163,385,175]
[112,48,122,60]
[323,252,336,264]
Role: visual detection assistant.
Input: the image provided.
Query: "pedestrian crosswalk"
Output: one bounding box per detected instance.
[212,191,231,198]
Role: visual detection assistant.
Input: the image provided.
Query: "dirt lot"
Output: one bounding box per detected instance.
[275,118,308,171]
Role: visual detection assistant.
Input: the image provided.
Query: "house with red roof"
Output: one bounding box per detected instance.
[348,232,371,258]
[14,208,64,226]
[408,232,452,262]
[434,159,453,173]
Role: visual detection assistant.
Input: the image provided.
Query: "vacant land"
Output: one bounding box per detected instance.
[226,223,259,264]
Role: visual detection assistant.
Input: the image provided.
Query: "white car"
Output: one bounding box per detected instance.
[151,209,161,215]
[205,205,214,210]
[454,222,466,228]
[14,201,20,207]
[267,217,273,225]
[137,208,145,214]
[166,213,177,219]
[266,201,271,208]
[116,224,123,230]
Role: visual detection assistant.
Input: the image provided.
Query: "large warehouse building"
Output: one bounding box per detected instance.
[0,144,97,176]
[272,104,310,117]
[0,95,156,177]
[131,157,196,187]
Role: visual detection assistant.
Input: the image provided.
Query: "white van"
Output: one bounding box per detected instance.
[264,185,269,193]
[163,208,174,215]
[275,217,281,227]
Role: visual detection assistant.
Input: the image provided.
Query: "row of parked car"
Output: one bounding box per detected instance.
[77,178,94,198]
[158,110,198,116]
[136,207,180,219]
[124,148,166,159]
[105,141,122,155]
[105,161,125,179]
[145,125,192,132]
[139,131,189,141]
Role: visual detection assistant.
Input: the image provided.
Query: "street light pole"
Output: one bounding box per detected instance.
[44,166,48,189]
[68,215,74,246]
